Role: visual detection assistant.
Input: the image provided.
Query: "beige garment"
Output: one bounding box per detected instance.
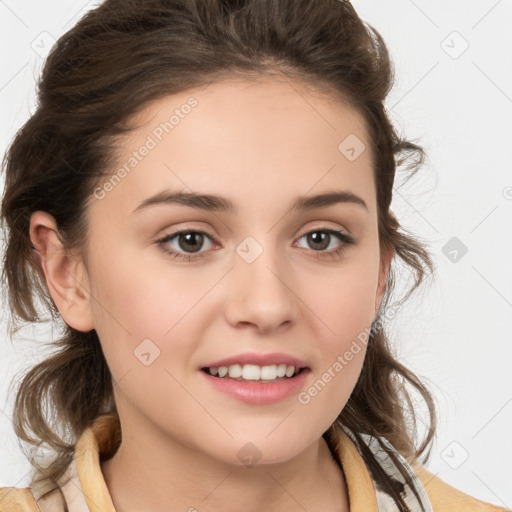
[0,412,509,511]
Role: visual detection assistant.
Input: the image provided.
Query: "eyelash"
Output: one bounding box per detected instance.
[155,227,356,262]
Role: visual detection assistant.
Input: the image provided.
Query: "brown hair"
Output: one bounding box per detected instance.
[1,0,437,508]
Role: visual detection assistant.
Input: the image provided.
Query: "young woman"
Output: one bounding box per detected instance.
[0,1,509,511]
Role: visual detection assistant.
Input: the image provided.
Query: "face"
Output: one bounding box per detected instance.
[53,76,392,465]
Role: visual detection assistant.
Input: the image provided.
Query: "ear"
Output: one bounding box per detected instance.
[29,211,95,332]
[375,244,394,314]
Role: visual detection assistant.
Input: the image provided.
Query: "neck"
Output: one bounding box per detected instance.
[100,413,349,512]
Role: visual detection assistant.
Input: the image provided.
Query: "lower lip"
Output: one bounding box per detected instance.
[200,369,311,405]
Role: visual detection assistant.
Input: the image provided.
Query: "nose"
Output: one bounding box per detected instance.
[223,240,299,334]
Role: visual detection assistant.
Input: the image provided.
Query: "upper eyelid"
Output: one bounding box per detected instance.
[158,225,353,250]
[159,224,350,242]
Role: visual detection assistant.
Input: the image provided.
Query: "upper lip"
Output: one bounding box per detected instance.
[201,352,309,369]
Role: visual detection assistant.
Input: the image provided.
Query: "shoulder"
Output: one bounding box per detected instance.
[0,486,41,511]
[0,484,68,512]
[411,463,511,512]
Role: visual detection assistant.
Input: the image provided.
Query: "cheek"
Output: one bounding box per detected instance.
[307,251,379,341]
[299,252,379,412]
[86,243,226,394]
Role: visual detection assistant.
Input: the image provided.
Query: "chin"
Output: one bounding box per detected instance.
[207,436,308,468]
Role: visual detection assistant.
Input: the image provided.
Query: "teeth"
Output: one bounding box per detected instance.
[228,364,242,378]
[276,364,287,377]
[285,365,295,377]
[207,364,300,381]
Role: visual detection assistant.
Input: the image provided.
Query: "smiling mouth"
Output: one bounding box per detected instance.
[201,365,308,383]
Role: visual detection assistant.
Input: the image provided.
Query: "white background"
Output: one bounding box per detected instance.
[1,0,511,507]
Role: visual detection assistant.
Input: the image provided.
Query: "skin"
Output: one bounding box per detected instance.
[30,75,394,512]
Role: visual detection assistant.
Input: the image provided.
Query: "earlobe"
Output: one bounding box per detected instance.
[29,211,95,332]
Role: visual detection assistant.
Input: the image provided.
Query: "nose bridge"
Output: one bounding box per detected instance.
[237,233,290,297]
[224,233,298,331]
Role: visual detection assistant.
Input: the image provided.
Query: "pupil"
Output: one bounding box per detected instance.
[180,232,203,253]
[309,232,328,250]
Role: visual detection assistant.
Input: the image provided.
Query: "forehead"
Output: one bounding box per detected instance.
[126,75,370,155]
[90,75,375,218]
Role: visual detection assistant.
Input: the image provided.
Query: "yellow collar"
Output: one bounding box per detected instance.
[44,412,379,512]
[28,412,511,512]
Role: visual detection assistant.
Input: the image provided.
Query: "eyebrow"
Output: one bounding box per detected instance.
[132,189,368,215]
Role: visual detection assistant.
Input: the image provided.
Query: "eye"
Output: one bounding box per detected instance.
[156,227,356,262]
[156,229,218,262]
[295,228,355,260]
